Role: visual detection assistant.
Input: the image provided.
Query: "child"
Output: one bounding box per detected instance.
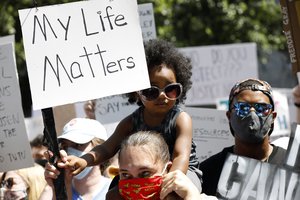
[62,39,202,190]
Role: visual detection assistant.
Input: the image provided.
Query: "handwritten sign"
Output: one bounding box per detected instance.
[0,43,34,171]
[185,107,234,162]
[180,43,258,105]
[18,0,150,110]
[138,3,157,41]
[94,95,138,136]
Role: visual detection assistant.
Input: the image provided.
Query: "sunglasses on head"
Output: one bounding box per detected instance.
[233,102,273,118]
[138,83,183,101]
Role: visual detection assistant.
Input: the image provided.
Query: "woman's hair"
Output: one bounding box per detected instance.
[15,163,47,200]
[119,131,170,165]
[125,39,192,105]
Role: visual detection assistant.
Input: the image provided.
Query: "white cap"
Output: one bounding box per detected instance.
[58,118,108,144]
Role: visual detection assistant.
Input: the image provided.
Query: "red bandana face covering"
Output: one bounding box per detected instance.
[119,176,162,200]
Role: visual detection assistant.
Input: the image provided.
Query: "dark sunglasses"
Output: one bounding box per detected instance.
[233,102,273,117]
[138,83,183,101]
[0,172,14,189]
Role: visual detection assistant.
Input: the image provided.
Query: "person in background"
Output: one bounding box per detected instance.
[30,134,48,167]
[65,39,202,195]
[199,78,286,196]
[41,118,111,200]
[0,163,47,200]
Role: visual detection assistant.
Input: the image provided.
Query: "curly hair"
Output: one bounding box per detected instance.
[125,39,192,105]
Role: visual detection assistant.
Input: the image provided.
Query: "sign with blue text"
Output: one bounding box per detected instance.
[19,0,150,110]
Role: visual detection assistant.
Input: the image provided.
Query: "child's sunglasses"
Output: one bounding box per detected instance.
[138,83,182,101]
[0,172,14,190]
[233,102,273,118]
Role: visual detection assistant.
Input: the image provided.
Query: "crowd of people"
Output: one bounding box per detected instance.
[0,38,298,199]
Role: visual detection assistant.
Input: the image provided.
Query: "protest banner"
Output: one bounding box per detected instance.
[217,125,300,200]
[138,3,157,41]
[279,0,300,73]
[0,42,34,171]
[18,0,150,110]
[180,43,258,105]
[185,107,234,162]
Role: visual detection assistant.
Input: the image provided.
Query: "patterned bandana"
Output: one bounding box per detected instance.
[119,176,162,200]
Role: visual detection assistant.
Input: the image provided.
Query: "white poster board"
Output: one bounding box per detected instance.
[94,95,138,136]
[19,0,150,110]
[0,43,34,171]
[180,43,258,105]
[185,107,234,162]
[138,3,157,41]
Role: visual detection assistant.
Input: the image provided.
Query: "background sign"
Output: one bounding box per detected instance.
[180,43,258,105]
[19,0,150,110]
[138,3,157,41]
[185,107,234,162]
[0,42,33,171]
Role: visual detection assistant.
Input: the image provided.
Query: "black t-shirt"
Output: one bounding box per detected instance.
[199,145,286,196]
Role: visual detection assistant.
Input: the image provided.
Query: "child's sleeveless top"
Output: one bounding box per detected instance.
[131,105,200,168]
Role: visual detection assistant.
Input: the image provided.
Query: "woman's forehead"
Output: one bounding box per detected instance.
[119,146,160,167]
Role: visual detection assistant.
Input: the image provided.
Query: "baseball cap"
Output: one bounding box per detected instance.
[58,118,108,144]
[228,78,274,109]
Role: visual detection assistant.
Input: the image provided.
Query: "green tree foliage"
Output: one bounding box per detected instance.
[0,0,287,116]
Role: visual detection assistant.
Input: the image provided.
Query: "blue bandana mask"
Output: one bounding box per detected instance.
[67,147,93,180]
[230,111,273,143]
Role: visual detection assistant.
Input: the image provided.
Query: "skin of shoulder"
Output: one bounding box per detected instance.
[170,111,193,173]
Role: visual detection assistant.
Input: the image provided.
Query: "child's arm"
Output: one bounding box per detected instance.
[60,115,133,175]
[170,111,193,174]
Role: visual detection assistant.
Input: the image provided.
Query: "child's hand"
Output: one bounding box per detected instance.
[57,152,88,176]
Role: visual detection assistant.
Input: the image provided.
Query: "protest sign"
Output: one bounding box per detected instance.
[138,3,157,41]
[217,153,300,200]
[180,43,258,105]
[279,0,300,73]
[0,42,34,171]
[185,107,234,162]
[18,0,150,110]
[94,95,138,136]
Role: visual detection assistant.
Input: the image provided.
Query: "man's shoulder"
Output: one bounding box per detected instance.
[199,146,234,168]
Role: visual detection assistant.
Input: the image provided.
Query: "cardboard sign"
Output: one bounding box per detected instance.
[0,43,34,171]
[19,0,150,110]
[180,43,258,105]
[279,0,300,73]
[138,3,157,41]
[185,107,234,162]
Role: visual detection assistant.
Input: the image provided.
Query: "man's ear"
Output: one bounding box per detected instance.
[272,111,277,122]
[226,110,231,121]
